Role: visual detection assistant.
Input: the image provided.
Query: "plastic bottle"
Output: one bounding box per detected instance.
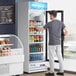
[31,36,34,42]
[30,55,32,61]
[33,54,35,61]
[38,54,40,60]
[29,45,32,52]
[32,45,34,52]
[39,36,40,42]
[41,45,42,52]
[37,36,40,42]
[29,36,31,42]
[34,36,35,42]
[31,20,33,26]
[32,28,34,33]
[35,54,38,60]
[35,45,37,52]
[37,45,39,52]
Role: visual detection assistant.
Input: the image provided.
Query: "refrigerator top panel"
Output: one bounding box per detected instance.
[29,2,47,10]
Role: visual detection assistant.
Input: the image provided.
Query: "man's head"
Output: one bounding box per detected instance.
[49,10,57,20]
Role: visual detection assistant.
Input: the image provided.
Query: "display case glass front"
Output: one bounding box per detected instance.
[0,35,23,57]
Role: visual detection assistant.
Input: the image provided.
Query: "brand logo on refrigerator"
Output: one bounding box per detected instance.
[30,2,47,10]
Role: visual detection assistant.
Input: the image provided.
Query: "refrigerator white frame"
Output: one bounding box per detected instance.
[17,1,48,73]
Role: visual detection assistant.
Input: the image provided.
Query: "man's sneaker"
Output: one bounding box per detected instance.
[56,72,64,75]
[45,72,54,76]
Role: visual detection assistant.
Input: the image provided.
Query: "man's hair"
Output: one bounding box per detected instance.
[49,10,57,17]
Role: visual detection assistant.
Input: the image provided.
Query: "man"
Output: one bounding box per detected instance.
[34,10,67,76]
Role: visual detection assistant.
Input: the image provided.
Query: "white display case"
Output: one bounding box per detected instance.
[0,34,24,76]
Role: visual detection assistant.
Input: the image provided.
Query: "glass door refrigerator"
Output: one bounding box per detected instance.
[46,10,76,72]
[17,1,48,73]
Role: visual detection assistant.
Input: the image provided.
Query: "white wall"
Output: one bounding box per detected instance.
[37,0,76,40]
[49,0,76,34]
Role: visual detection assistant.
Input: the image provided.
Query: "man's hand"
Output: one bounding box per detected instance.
[63,27,68,36]
[34,25,45,31]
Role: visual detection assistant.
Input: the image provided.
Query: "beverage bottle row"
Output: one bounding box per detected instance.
[29,27,36,33]
[29,20,43,26]
[29,35,43,42]
[30,54,43,61]
[29,27,43,34]
[29,44,43,52]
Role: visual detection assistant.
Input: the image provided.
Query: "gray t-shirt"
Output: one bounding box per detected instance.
[44,20,65,45]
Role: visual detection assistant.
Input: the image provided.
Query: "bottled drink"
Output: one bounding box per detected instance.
[35,36,37,42]
[32,28,34,33]
[31,28,32,33]
[40,36,43,42]
[35,45,37,52]
[30,55,32,61]
[41,45,43,52]
[29,36,31,42]
[29,20,32,26]
[38,21,42,26]
[36,44,38,52]
[31,36,34,42]
[38,36,40,42]
[33,45,36,52]
[34,28,37,34]
[29,46,32,52]
[30,21,34,26]
[39,36,41,42]
[33,55,35,61]
[38,45,40,52]
[34,21,37,26]
[36,36,38,42]
[34,36,36,42]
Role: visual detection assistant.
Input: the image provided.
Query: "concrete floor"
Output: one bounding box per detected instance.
[21,71,76,76]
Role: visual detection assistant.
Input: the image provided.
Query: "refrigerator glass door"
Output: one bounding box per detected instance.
[46,11,63,61]
[29,2,47,62]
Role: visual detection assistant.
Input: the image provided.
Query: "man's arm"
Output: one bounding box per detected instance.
[63,27,68,36]
[34,25,45,31]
